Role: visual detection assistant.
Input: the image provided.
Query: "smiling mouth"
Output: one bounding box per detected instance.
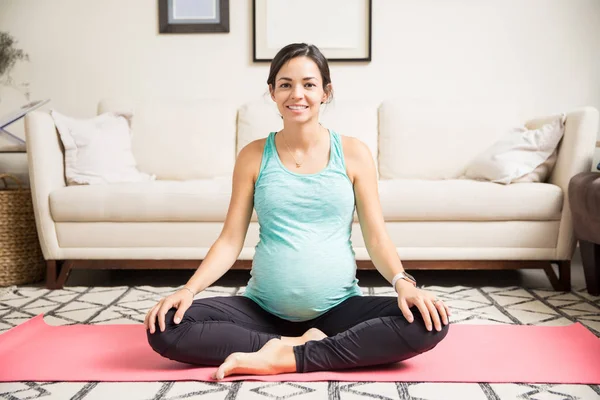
[287,105,309,111]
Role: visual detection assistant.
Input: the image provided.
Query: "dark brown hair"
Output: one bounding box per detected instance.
[267,43,333,103]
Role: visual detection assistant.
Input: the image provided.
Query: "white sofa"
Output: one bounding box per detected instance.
[24,99,600,289]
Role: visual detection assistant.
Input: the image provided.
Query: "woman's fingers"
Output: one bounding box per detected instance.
[398,296,414,323]
[399,288,452,332]
[173,300,191,324]
[444,302,452,318]
[434,299,450,326]
[157,299,175,332]
[426,299,443,331]
[146,290,196,333]
[147,302,163,334]
[414,299,433,331]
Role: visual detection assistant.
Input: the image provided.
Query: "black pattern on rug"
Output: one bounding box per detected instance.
[1,285,599,400]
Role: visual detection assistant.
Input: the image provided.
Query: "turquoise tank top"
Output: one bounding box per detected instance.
[243,129,362,322]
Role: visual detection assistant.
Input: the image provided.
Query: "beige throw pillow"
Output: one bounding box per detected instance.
[463,115,565,184]
[51,110,155,185]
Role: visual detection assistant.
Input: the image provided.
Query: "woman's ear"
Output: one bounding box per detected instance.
[269,84,275,101]
[322,83,333,104]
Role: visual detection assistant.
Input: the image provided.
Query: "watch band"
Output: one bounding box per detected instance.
[392,271,416,290]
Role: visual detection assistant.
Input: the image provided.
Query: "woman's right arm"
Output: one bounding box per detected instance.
[145,140,263,332]
[182,140,262,294]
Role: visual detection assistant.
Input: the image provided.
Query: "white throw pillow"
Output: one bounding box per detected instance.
[51,110,155,185]
[463,115,566,185]
[511,150,558,183]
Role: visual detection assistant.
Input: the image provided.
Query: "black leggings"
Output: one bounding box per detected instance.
[147,295,449,373]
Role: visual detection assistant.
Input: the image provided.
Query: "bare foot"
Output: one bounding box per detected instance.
[280,328,328,346]
[303,327,327,341]
[212,338,296,380]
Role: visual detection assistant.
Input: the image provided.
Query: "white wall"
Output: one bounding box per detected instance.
[1,0,599,163]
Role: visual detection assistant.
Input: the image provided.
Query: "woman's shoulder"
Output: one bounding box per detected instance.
[238,137,268,160]
[236,137,269,181]
[340,134,370,160]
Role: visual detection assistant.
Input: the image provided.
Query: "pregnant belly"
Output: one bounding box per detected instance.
[246,248,359,321]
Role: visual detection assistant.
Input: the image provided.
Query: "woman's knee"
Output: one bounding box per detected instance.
[146,308,181,356]
[388,314,450,356]
[411,320,450,353]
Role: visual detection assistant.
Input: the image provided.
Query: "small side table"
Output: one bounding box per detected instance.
[0,99,50,147]
[569,172,600,295]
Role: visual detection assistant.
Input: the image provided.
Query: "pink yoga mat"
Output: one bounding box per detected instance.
[1,314,599,383]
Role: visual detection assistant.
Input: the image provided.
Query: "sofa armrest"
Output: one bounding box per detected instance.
[548,107,600,259]
[25,111,66,260]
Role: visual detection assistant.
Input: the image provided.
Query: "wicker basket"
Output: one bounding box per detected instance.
[0,174,45,286]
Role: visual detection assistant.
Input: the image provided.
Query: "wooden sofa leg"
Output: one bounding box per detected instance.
[557,260,571,292]
[46,261,58,289]
[46,260,73,290]
[543,261,571,292]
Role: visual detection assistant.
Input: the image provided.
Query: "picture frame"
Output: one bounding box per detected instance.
[159,0,229,34]
[252,0,372,62]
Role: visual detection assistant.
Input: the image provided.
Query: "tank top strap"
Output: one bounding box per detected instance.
[257,132,276,178]
[328,130,347,172]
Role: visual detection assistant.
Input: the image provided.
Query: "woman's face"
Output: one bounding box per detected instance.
[270,56,330,125]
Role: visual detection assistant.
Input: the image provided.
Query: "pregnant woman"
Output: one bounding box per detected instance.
[145,43,450,380]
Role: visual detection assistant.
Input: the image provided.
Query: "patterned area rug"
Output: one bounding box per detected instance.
[1,284,599,400]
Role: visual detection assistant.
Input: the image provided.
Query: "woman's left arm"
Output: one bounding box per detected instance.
[345,137,450,332]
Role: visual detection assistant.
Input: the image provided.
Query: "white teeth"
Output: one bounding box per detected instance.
[288,106,308,110]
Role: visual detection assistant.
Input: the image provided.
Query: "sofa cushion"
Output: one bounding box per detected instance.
[50,179,235,222]
[50,178,562,223]
[98,99,237,180]
[378,179,562,221]
[378,101,524,180]
[237,100,379,168]
[53,221,558,253]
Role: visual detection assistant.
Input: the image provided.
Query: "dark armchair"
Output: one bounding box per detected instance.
[569,171,600,295]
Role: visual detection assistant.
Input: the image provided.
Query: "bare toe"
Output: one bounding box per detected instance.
[215,353,243,380]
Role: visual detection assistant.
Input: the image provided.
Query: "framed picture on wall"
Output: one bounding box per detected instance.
[159,0,229,33]
[252,0,372,62]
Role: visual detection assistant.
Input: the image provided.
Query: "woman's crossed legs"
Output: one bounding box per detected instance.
[147,295,449,378]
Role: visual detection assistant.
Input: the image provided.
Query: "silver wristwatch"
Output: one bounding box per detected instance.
[392,271,417,289]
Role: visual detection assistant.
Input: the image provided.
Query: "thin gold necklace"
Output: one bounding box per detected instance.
[282,130,320,168]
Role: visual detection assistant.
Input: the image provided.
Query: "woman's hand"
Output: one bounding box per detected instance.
[144,287,195,334]
[395,280,451,332]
